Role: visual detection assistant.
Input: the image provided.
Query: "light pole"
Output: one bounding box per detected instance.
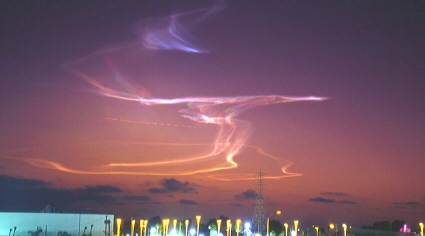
[329,224,334,236]
[226,220,231,236]
[163,220,166,236]
[294,221,299,236]
[236,219,241,236]
[116,218,122,236]
[185,220,189,236]
[173,220,178,233]
[342,224,347,236]
[284,223,288,236]
[419,223,423,236]
[217,219,222,236]
[315,227,319,236]
[267,210,281,236]
[196,216,201,236]
[131,219,136,236]
[140,220,145,236]
[163,219,170,236]
[144,220,148,236]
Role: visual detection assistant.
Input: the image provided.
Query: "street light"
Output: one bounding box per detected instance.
[196,216,201,236]
[315,227,319,236]
[144,220,149,236]
[151,227,157,236]
[163,219,170,236]
[140,220,145,236]
[173,220,178,234]
[329,224,334,236]
[116,218,122,236]
[294,221,299,236]
[283,223,288,236]
[185,220,189,236]
[226,220,231,236]
[267,211,282,236]
[419,223,423,236]
[342,224,347,236]
[131,219,136,236]
[142,220,146,236]
[217,219,222,236]
[166,219,170,236]
[236,219,242,236]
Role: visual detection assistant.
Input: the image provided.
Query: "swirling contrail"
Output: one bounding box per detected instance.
[5,2,327,180]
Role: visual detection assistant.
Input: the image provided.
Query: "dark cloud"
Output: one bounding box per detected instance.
[123,195,151,201]
[393,201,421,209]
[339,200,357,204]
[0,175,122,212]
[76,185,121,195]
[148,188,169,194]
[0,175,50,189]
[179,199,198,205]
[309,196,357,205]
[321,192,349,197]
[234,189,256,200]
[71,185,121,202]
[394,201,420,205]
[405,201,420,205]
[230,203,243,207]
[148,178,197,194]
[161,178,197,193]
[308,197,336,203]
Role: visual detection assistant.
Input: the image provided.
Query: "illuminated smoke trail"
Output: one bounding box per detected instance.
[1,142,300,179]
[132,1,224,53]
[18,2,326,180]
[105,117,197,128]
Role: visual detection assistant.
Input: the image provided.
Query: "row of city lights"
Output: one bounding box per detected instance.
[115,216,425,236]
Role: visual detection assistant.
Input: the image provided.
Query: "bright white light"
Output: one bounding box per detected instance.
[189,229,196,236]
[244,223,251,229]
[291,231,296,236]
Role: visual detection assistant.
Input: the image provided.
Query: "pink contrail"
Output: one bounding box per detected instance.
[24,2,327,180]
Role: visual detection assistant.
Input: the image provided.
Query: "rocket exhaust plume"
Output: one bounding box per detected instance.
[5,1,326,181]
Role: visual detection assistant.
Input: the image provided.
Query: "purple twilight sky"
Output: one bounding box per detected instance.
[1,0,425,228]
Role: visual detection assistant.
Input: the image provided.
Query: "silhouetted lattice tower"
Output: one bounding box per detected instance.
[252,169,266,235]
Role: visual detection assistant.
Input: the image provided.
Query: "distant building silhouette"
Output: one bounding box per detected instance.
[40,203,61,213]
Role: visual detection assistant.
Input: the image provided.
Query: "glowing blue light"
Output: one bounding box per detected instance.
[244,223,251,229]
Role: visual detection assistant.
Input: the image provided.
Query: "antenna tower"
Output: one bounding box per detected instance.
[252,169,266,235]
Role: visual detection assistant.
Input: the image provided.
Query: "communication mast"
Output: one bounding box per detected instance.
[252,169,266,235]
